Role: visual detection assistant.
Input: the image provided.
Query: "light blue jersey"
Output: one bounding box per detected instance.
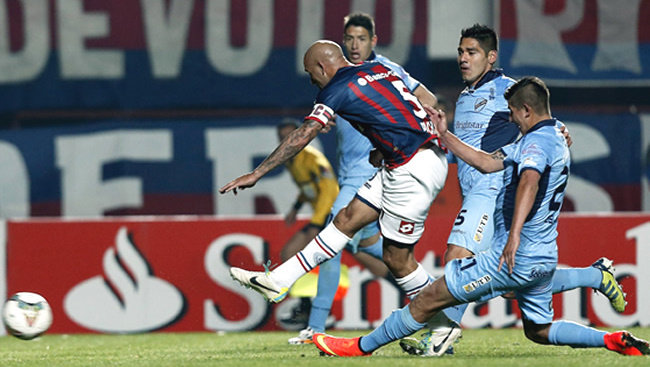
[447,70,519,254]
[453,70,519,195]
[497,118,571,255]
[445,119,571,324]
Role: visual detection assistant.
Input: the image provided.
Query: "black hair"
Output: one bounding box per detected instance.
[460,23,498,54]
[343,13,375,37]
[504,76,550,115]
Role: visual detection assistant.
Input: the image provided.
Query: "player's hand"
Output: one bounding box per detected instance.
[498,233,520,274]
[369,149,384,167]
[560,124,572,147]
[320,115,337,133]
[423,104,448,136]
[218,172,260,195]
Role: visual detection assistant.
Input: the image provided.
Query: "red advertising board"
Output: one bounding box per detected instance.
[2,213,648,335]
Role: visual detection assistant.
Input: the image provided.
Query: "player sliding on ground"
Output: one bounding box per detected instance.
[311,77,649,357]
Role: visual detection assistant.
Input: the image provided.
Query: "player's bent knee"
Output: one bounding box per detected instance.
[444,244,474,263]
[523,321,551,345]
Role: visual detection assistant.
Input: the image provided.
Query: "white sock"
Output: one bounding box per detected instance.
[395,263,434,299]
[271,223,351,288]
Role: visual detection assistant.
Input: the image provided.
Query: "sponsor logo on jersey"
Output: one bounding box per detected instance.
[474,98,488,111]
[473,213,490,242]
[398,220,415,234]
[357,70,396,86]
[530,268,552,279]
[463,275,492,293]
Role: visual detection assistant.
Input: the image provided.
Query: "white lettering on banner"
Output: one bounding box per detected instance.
[0,142,29,218]
[564,122,614,212]
[295,0,324,74]
[57,0,124,78]
[206,127,324,216]
[64,227,184,333]
[204,233,269,331]
[0,0,49,82]
[205,0,272,75]
[337,266,401,330]
[56,130,172,216]
[512,0,644,75]
[511,0,583,73]
[142,0,194,78]
[558,282,590,326]
[590,222,650,327]
[592,0,641,73]
[365,0,413,66]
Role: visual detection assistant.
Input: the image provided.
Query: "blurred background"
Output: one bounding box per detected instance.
[0,0,649,334]
[0,0,648,218]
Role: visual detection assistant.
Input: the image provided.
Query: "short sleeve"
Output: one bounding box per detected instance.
[517,136,549,174]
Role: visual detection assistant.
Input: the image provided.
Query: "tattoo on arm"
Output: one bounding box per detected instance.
[491,150,506,161]
[257,120,322,174]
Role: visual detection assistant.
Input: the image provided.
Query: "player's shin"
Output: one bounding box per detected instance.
[359,305,426,353]
[271,223,351,288]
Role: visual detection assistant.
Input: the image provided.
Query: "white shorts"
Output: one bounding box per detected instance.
[356,145,448,244]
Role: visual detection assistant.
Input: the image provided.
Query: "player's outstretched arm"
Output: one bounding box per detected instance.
[498,169,540,274]
[424,105,504,173]
[219,120,323,195]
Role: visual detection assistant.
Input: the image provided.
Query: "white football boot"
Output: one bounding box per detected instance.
[229,267,288,303]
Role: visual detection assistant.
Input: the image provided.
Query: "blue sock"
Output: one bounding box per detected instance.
[548,320,606,347]
[358,237,383,260]
[308,253,341,332]
[552,267,601,293]
[359,305,426,353]
[441,303,467,325]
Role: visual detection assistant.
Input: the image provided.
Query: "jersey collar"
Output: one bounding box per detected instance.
[469,69,505,91]
[525,118,557,135]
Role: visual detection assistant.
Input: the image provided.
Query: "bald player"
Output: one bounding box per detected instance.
[222,41,448,322]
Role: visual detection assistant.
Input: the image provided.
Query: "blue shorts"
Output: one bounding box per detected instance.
[447,187,499,254]
[331,176,379,253]
[444,239,556,324]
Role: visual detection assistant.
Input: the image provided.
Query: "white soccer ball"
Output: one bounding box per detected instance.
[2,292,53,340]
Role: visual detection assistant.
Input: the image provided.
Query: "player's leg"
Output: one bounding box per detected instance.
[376,145,447,281]
[361,246,509,355]
[289,177,388,344]
[313,247,507,356]
[520,299,649,355]
[280,224,321,262]
[230,176,381,303]
[552,257,627,312]
[401,190,499,356]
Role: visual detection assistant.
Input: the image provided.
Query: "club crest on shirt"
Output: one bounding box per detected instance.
[474,98,487,111]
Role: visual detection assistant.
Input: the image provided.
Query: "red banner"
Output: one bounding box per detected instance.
[2,213,648,335]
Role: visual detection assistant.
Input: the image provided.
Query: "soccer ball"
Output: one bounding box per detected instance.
[2,292,53,340]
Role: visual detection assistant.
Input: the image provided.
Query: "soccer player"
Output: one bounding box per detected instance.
[312,76,650,357]
[274,119,339,327]
[276,119,339,264]
[220,41,448,334]
[287,12,440,345]
[399,24,626,356]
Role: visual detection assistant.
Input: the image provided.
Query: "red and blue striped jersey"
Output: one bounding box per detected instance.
[305,61,436,168]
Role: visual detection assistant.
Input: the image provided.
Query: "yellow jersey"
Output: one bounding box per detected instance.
[286,145,339,227]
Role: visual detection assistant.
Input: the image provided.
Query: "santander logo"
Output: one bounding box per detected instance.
[64,227,185,333]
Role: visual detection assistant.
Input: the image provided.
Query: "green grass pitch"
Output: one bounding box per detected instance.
[0,327,648,366]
